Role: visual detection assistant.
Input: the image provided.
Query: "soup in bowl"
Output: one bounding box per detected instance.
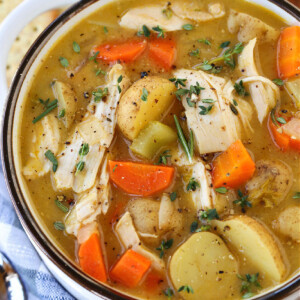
[5,0,300,299]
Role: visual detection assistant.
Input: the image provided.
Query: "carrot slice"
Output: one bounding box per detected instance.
[110,249,151,288]
[268,117,290,151]
[278,26,300,79]
[212,140,256,188]
[78,233,107,282]
[109,161,175,196]
[93,39,147,63]
[149,38,176,70]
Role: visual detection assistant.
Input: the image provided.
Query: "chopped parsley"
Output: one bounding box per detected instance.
[292,192,300,199]
[270,108,279,127]
[175,82,205,101]
[156,239,173,258]
[55,197,69,213]
[117,75,123,93]
[234,80,249,97]
[103,26,108,34]
[75,143,89,175]
[187,178,200,192]
[233,190,252,212]
[199,104,214,115]
[45,150,58,172]
[182,24,194,31]
[272,78,284,86]
[215,187,228,194]
[72,41,80,53]
[170,192,177,202]
[190,221,211,233]
[58,109,65,118]
[53,221,65,231]
[200,208,219,221]
[163,288,174,299]
[152,25,165,38]
[95,68,106,76]
[59,57,69,68]
[189,48,200,58]
[138,25,151,37]
[141,88,148,101]
[220,41,231,48]
[178,285,194,294]
[92,87,108,102]
[169,77,187,88]
[198,39,211,46]
[158,150,171,165]
[237,273,261,299]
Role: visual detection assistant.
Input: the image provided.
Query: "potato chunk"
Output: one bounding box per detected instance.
[170,232,240,300]
[52,80,77,128]
[117,76,176,141]
[212,215,287,282]
[273,206,300,243]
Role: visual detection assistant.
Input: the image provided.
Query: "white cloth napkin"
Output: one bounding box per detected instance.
[0,166,74,300]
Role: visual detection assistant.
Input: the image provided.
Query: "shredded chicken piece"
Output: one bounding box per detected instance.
[174,68,241,154]
[172,2,225,22]
[119,5,186,31]
[115,212,165,271]
[23,115,60,179]
[238,38,280,123]
[227,9,279,43]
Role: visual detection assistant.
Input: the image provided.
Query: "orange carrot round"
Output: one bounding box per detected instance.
[109,161,175,196]
[277,26,300,79]
[93,39,147,63]
[110,249,151,288]
[212,140,256,188]
[149,38,177,70]
[78,233,107,283]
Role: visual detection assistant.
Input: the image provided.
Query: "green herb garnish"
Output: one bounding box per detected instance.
[89,51,100,62]
[92,87,108,102]
[95,68,106,76]
[174,115,194,163]
[233,190,252,212]
[45,150,58,172]
[72,41,80,53]
[202,99,215,103]
[200,208,219,221]
[272,78,284,86]
[156,239,173,258]
[141,88,148,101]
[162,7,173,19]
[182,24,194,31]
[277,117,287,124]
[234,80,249,97]
[189,48,200,58]
[54,221,65,231]
[190,221,211,233]
[199,104,214,115]
[292,192,300,199]
[103,26,108,34]
[58,109,65,118]
[215,187,228,194]
[152,25,165,38]
[138,25,151,37]
[75,143,89,175]
[32,99,58,124]
[270,108,279,127]
[198,39,211,45]
[220,41,231,48]
[233,99,238,106]
[237,273,261,299]
[163,288,174,299]
[158,150,171,165]
[55,198,69,213]
[169,77,187,88]
[117,75,123,93]
[187,178,200,192]
[178,285,194,294]
[170,192,177,202]
[230,103,239,115]
[59,57,69,68]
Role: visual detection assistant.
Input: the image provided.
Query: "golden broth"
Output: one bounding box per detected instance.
[15,0,299,299]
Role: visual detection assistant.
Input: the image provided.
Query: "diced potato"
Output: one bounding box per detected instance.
[52,80,77,128]
[285,78,300,108]
[212,215,287,282]
[130,121,177,159]
[246,160,293,207]
[169,232,240,300]
[273,206,300,243]
[117,76,176,141]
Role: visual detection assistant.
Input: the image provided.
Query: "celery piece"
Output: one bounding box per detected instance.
[130,121,177,159]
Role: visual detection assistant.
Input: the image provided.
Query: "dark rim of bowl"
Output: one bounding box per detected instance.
[1,0,300,299]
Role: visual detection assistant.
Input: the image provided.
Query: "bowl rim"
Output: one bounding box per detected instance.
[1,0,300,299]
